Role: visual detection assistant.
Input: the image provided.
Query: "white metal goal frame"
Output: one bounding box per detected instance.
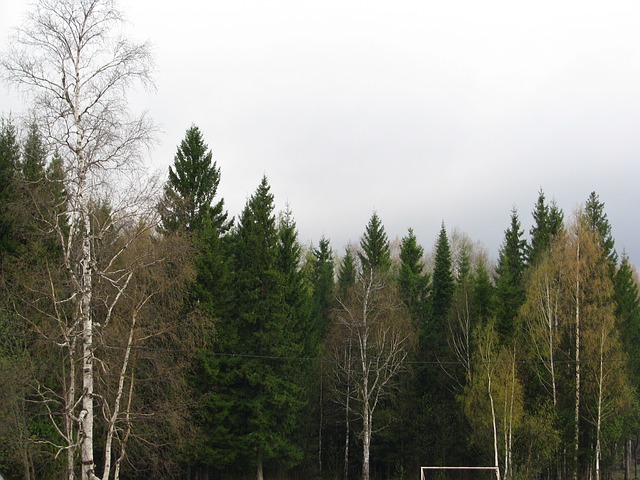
[420,466,500,480]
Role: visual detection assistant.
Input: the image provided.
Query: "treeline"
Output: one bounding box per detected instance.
[1,115,639,480]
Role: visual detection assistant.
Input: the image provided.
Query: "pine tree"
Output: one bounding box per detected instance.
[159,125,228,234]
[495,209,526,340]
[358,212,391,273]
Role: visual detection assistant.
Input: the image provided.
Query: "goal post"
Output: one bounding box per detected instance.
[420,466,500,480]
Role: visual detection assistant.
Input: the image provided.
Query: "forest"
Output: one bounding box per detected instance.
[1,1,640,480]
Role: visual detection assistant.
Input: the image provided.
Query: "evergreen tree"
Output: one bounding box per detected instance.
[614,254,640,383]
[337,246,357,297]
[471,255,495,325]
[430,222,455,324]
[358,212,391,273]
[0,117,20,258]
[159,125,228,234]
[277,206,313,357]
[398,228,430,322]
[495,209,526,340]
[413,223,470,468]
[21,120,47,182]
[528,189,564,265]
[310,236,335,344]
[584,191,617,275]
[207,177,305,478]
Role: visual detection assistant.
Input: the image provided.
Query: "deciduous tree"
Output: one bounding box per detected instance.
[328,268,415,480]
[1,0,157,477]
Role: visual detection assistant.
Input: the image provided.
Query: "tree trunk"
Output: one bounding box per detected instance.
[488,369,501,480]
[80,169,96,480]
[625,438,631,480]
[256,453,264,480]
[362,405,371,480]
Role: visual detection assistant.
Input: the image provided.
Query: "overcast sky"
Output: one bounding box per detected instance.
[1,0,639,264]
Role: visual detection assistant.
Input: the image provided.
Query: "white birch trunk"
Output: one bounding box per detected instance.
[488,370,501,480]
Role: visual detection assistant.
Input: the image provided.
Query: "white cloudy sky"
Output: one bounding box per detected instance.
[1,0,639,263]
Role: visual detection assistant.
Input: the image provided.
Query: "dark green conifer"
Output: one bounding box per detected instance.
[21,121,47,182]
[205,177,305,477]
[584,191,617,276]
[358,212,391,273]
[614,254,640,382]
[495,208,526,340]
[310,236,334,343]
[337,246,357,297]
[471,257,495,324]
[430,223,455,323]
[0,117,20,257]
[398,228,430,321]
[159,125,228,234]
[528,189,564,265]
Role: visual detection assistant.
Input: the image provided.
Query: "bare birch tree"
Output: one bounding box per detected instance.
[328,269,415,480]
[1,1,157,478]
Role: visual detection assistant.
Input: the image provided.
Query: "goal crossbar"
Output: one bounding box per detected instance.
[420,466,500,480]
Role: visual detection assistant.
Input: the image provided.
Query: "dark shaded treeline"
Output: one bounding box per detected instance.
[1,120,639,480]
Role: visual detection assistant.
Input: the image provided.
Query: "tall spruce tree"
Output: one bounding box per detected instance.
[21,120,47,182]
[224,176,305,479]
[471,255,495,325]
[414,223,469,467]
[495,208,526,340]
[359,212,391,273]
[159,125,228,234]
[311,236,335,344]
[584,191,617,276]
[528,189,564,265]
[398,228,430,322]
[277,206,313,357]
[614,254,640,383]
[431,223,455,324]
[0,117,20,258]
[337,246,357,297]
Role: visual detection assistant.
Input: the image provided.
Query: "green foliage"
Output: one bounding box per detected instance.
[159,125,228,234]
[528,189,564,266]
[358,211,391,273]
[198,177,307,475]
[584,191,617,274]
[0,117,20,257]
[337,246,357,296]
[430,223,455,323]
[20,120,47,182]
[398,228,430,322]
[310,236,334,347]
[614,254,640,383]
[495,208,526,340]
[472,257,495,324]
